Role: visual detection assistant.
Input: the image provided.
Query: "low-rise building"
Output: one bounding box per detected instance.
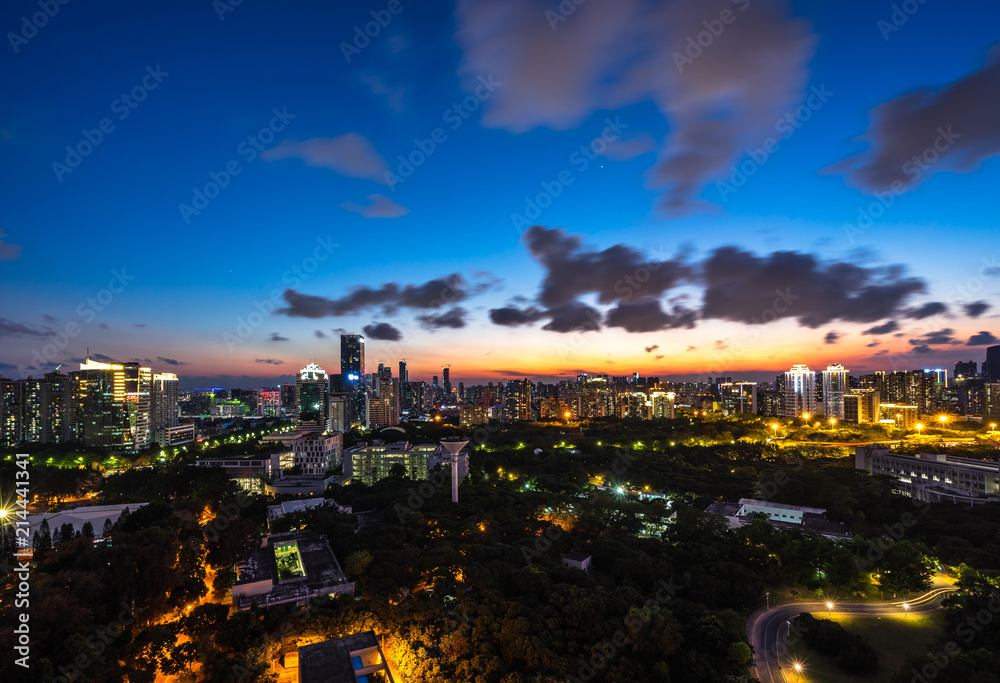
[705,498,850,540]
[155,423,195,446]
[878,404,919,428]
[266,498,352,525]
[195,453,280,493]
[232,530,353,610]
[344,440,469,485]
[25,502,149,546]
[297,631,395,683]
[856,445,1000,505]
[561,551,592,573]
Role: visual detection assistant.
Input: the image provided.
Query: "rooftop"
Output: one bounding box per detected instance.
[298,631,391,683]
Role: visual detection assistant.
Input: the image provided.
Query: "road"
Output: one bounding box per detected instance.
[747,586,956,683]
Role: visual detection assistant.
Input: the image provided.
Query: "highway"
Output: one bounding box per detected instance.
[747,586,957,683]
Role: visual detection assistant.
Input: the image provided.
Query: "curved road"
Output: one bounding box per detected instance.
[748,586,956,683]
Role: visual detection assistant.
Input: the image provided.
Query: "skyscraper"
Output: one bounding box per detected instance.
[984,346,1000,382]
[152,372,179,430]
[783,364,816,417]
[296,362,330,430]
[955,361,979,380]
[340,334,366,428]
[821,364,849,420]
[443,366,451,399]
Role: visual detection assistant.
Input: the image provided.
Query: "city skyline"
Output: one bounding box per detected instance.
[2,1,999,387]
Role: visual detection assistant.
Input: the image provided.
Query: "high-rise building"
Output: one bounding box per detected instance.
[72,358,130,449]
[984,346,1000,382]
[443,367,451,400]
[296,363,330,430]
[821,364,849,420]
[782,365,816,417]
[258,388,281,417]
[720,382,757,415]
[955,361,979,380]
[329,393,349,433]
[152,373,179,431]
[844,389,880,424]
[650,391,676,419]
[340,335,366,428]
[504,379,533,421]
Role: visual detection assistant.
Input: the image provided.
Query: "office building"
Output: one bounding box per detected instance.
[340,334,366,428]
[258,388,281,417]
[650,391,676,419]
[296,363,329,431]
[985,346,1000,382]
[984,383,1000,423]
[195,453,281,493]
[857,445,1000,505]
[720,382,757,415]
[955,361,979,380]
[782,364,816,417]
[443,366,452,400]
[344,440,469,485]
[878,403,919,428]
[459,403,489,426]
[504,379,533,421]
[151,372,179,432]
[821,364,849,420]
[329,393,349,433]
[296,631,395,683]
[843,389,880,424]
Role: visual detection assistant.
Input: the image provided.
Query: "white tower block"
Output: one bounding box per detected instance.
[440,438,469,503]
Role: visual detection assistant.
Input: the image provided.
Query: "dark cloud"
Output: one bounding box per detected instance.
[261,133,390,183]
[967,331,1000,346]
[362,322,403,341]
[832,46,1000,192]
[268,333,289,342]
[255,358,285,365]
[866,341,881,347]
[0,318,49,338]
[156,357,184,366]
[417,307,467,330]
[524,226,690,307]
[42,314,57,322]
[89,353,116,362]
[904,302,947,319]
[489,306,547,327]
[909,329,955,346]
[645,345,659,353]
[911,345,933,355]
[134,323,147,328]
[98,323,109,329]
[824,331,842,344]
[862,320,899,335]
[655,354,665,360]
[342,194,409,218]
[278,273,488,318]
[964,301,991,318]
[541,302,603,333]
[314,330,327,339]
[701,248,925,328]
[455,0,816,213]
[604,300,697,333]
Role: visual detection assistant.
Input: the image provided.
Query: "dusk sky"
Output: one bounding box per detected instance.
[1,0,998,388]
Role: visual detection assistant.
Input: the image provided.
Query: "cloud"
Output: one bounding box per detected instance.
[831,45,1000,192]
[314,330,327,339]
[911,345,933,355]
[98,323,109,329]
[686,345,696,351]
[904,302,947,319]
[156,356,184,366]
[0,229,22,261]
[523,226,690,307]
[454,0,816,212]
[604,299,697,333]
[363,322,403,341]
[342,194,410,218]
[909,329,955,346]
[866,340,881,347]
[700,247,925,328]
[261,133,390,184]
[541,302,603,333]
[655,354,665,360]
[489,306,547,327]
[0,318,49,338]
[967,331,999,346]
[268,333,289,342]
[89,353,116,362]
[964,301,992,318]
[278,274,488,318]
[824,331,841,344]
[417,307,467,330]
[862,320,899,335]
[645,344,659,353]
[255,358,285,365]
[42,314,57,322]
[134,323,147,328]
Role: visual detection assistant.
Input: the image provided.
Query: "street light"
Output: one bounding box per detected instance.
[826,601,834,616]
[802,412,810,421]
[991,423,997,433]
[938,415,948,424]
[793,662,803,681]
[771,424,778,438]
[916,423,923,435]
[828,417,837,428]
[903,602,910,618]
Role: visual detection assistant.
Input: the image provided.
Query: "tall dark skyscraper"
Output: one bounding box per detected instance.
[443,367,451,397]
[955,361,979,380]
[984,346,1000,382]
[340,334,366,428]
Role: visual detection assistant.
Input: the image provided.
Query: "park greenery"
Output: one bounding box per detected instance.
[1,415,999,681]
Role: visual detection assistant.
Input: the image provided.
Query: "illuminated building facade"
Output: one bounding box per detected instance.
[821,364,849,420]
[782,364,816,417]
[296,363,329,430]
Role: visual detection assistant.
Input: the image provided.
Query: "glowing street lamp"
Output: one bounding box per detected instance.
[802,412,810,421]
[938,415,948,424]
[793,662,803,681]
[828,417,837,428]
[826,601,834,616]
[916,423,924,435]
[991,423,997,433]
[903,602,910,618]
[771,424,778,438]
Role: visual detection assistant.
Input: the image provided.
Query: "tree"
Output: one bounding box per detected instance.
[388,463,407,479]
[33,519,52,552]
[102,517,114,542]
[345,550,374,578]
[81,521,95,539]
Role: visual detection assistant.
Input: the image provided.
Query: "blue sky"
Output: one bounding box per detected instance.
[1,0,998,387]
